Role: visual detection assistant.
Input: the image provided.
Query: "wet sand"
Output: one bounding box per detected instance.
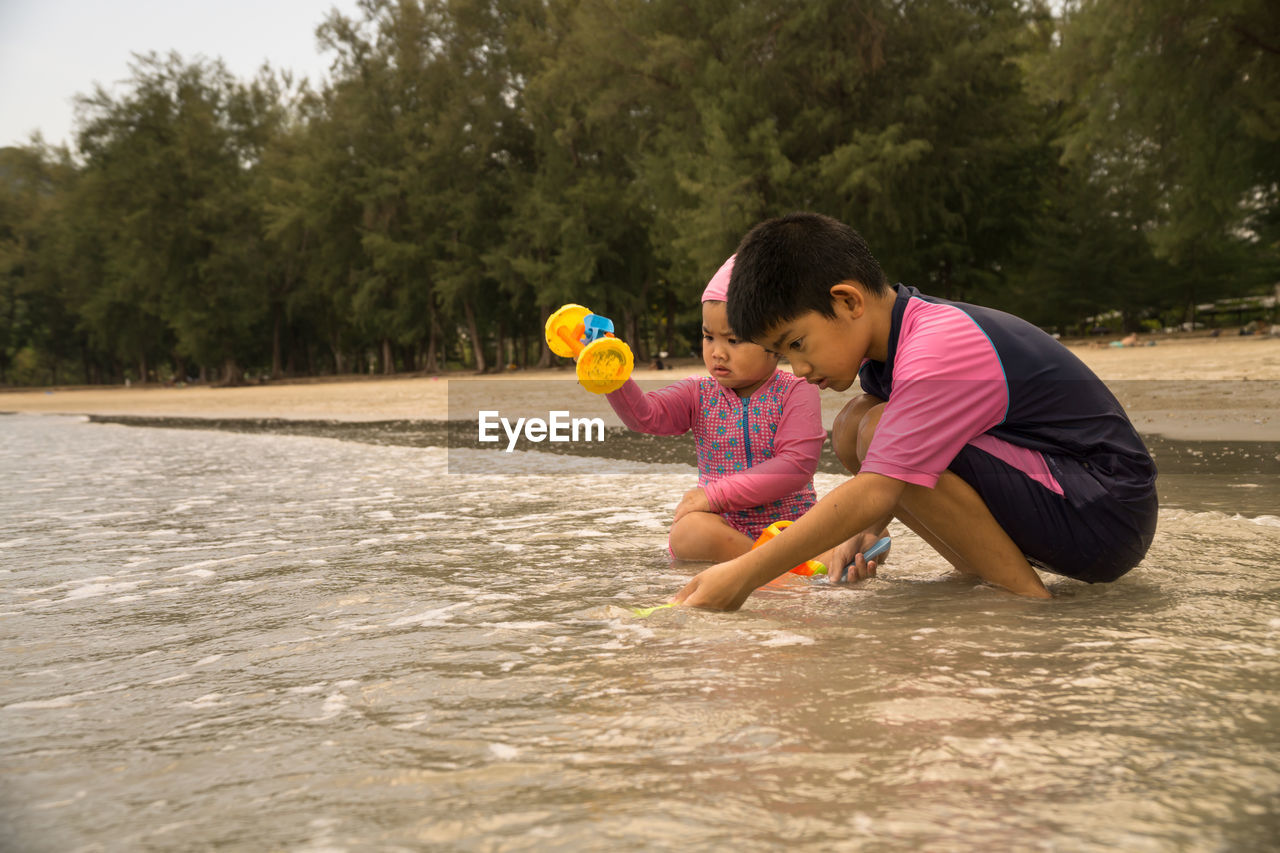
[3,335,1278,442]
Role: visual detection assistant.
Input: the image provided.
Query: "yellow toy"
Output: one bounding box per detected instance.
[545,303,634,394]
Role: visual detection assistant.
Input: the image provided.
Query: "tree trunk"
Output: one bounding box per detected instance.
[424,319,440,373]
[940,257,955,301]
[496,320,510,371]
[271,308,283,379]
[422,295,442,373]
[664,289,676,358]
[221,356,244,387]
[330,335,347,375]
[624,307,647,362]
[382,338,395,374]
[463,299,486,373]
[138,353,148,386]
[536,303,553,368]
[635,281,650,362]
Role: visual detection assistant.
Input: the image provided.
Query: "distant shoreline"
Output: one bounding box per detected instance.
[3,335,1277,442]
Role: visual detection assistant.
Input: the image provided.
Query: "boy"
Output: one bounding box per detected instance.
[673,212,1158,611]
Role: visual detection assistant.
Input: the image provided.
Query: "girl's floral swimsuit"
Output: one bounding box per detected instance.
[606,369,825,541]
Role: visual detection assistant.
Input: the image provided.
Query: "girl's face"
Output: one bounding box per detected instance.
[701,301,779,397]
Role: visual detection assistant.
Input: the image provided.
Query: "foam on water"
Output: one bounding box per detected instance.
[0,413,1276,851]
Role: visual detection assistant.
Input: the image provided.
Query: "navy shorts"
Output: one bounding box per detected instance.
[947,445,1158,583]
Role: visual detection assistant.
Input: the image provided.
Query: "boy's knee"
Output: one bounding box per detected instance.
[856,404,884,462]
[829,394,880,471]
[831,394,885,473]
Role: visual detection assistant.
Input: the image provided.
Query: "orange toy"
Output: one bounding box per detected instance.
[751,520,829,576]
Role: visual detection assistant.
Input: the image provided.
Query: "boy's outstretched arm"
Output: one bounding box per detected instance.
[673,473,903,611]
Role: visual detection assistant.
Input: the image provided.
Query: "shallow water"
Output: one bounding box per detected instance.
[1,413,1277,851]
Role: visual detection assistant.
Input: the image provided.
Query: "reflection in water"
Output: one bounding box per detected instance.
[0,414,1276,851]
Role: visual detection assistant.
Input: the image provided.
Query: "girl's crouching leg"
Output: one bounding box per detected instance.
[669,512,754,563]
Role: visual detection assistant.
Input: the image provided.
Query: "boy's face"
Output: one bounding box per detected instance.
[758,286,871,392]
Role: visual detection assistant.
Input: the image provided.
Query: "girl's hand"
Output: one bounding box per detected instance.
[672,487,712,523]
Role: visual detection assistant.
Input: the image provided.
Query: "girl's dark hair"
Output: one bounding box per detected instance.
[727,212,889,342]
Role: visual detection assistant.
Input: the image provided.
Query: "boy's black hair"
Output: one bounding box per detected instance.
[727,212,890,343]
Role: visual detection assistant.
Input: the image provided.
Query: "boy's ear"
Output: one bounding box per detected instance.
[829,280,866,319]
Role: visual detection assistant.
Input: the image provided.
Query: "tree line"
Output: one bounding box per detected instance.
[1,0,1276,386]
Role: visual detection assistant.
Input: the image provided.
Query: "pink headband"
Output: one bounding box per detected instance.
[701,255,735,302]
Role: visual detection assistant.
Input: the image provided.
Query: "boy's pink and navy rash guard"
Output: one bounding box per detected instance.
[858,285,1156,503]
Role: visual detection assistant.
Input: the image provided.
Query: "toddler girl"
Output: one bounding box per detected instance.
[605,257,826,562]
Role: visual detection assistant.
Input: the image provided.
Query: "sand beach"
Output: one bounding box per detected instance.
[3,334,1278,441]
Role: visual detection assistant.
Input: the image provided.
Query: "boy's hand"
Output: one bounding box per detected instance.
[842,549,880,583]
[824,528,890,583]
[672,487,712,523]
[672,559,754,611]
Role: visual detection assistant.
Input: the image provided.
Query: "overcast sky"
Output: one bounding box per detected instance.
[0,0,363,150]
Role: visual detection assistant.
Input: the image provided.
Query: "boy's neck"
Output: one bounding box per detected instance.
[863,287,897,363]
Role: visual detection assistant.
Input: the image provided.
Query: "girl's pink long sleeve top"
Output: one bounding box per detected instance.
[604,372,825,512]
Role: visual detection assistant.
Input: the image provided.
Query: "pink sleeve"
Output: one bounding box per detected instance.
[860,301,1008,488]
[703,379,825,511]
[605,377,699,435]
